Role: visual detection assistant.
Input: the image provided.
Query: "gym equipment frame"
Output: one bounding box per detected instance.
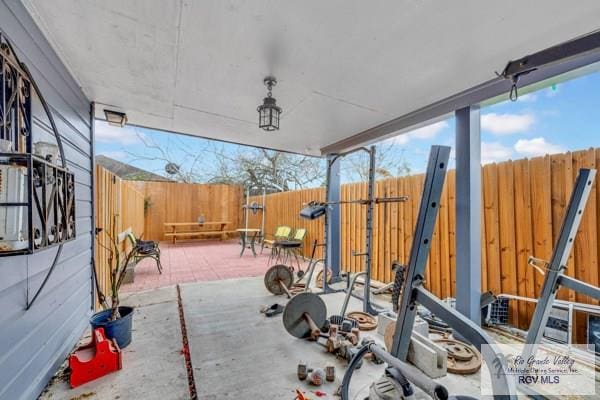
[305,145,407,315]
[524,169,599,348]
[496,168,599,400]
[380,145,517,399]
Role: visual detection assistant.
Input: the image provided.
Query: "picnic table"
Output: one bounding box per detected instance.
[236,228,262,257]
[164,221,234,243]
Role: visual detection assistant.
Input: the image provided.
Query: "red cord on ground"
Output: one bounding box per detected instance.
[177,284,198,400]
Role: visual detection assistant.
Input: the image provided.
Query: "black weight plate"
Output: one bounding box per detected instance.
[283,292,327,338]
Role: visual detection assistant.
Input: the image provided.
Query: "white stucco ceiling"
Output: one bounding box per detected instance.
[23,0,600,155]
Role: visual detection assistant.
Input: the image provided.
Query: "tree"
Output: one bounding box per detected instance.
[127,132,324,191]
[127,130,411,190]
[342,141,411,182]
[208,146,324,192]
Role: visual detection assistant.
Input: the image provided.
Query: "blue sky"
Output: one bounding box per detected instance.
[96,65,600,178]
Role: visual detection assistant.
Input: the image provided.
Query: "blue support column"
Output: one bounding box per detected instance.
[326,154,342,281]
[455,106,481,325]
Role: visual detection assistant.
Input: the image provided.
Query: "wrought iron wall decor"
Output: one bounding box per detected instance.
[0,31,76,257]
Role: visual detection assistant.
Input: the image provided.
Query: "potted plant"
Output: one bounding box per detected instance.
[90,215,137,348]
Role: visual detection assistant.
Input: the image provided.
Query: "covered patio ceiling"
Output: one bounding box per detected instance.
[23,0,600,155]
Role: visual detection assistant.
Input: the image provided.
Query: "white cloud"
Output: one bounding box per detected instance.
[95,121,143,145]
[389,121,448,145]
[514,137,564,157]
[518,93,537,103]
[481,142,513,164]
[481,113,534,135]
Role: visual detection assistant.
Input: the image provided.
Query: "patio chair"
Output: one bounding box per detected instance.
[126,233,162,274]
[269,228,308,274]
[261,225,292,254]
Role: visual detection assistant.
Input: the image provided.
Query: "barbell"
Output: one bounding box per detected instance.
[264,264,295,297]
[300,197,408,220]
[282,292,327,340]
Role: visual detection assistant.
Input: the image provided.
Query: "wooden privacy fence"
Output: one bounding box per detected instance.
[129,181,244,241]
[94,165,145,308]
[249,148,600,337]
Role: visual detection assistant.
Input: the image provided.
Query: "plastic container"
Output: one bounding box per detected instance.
[489,298,509,325]
[90,306,134,348]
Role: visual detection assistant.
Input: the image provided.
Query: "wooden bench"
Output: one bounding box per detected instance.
[164,230,238,242]
[163,221,234,243]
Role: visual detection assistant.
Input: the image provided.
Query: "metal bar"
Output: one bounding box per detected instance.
[455,105,482,325]
[325,154,341,287]
[558,275,600,302]
[498,293,600,315]
[340,271,366,317]
[415,286,517,399]
[368,344,449,400]
[90,101,96,310]
[261,187,266,237]
[501,30,600,78]
[373,196,409,204]
[391,145,450,359]
[525,169,596,347]
[363,145,377,314]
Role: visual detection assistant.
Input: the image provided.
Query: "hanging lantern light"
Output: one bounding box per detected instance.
[257,77,281,131]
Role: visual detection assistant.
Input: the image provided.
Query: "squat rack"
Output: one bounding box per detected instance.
[304,145,407,315]
[340,145,517,399]
[241,185,266,243]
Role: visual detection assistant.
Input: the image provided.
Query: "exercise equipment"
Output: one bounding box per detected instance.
[282,292,327,340]
[264,264,295,297]
[339,146,517,400]
[300,146,408,316]
[69,327,122,388]
[434,339,481,375]
[241,185,266,244]
[523,169,600,346]
[346,311,377,331]
[264,240,326,296]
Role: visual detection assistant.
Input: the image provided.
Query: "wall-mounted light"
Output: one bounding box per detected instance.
[104,109,128,127]
[257,77,281,131]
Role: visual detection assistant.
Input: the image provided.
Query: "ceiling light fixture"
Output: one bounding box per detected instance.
[104,109,128,127]
[257,77,281,131]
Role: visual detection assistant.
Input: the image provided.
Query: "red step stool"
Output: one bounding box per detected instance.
[69,327,122,388]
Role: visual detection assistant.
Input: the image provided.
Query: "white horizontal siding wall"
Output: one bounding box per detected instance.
[0,2,93,400]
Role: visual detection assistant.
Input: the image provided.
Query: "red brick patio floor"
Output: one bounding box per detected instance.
[122,239,290,292]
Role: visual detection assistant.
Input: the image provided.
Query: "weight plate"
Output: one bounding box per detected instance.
[315,268,332,289]
[346,311,378,331]
[434,338,482,375]
[264,264,294,295]
[283,292,327,338]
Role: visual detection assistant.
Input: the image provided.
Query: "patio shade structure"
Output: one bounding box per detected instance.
[1,1,600,400]
[21,1,600,155]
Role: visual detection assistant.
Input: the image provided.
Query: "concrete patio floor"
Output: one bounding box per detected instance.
[41,276,489,400]
[122,240,285,293]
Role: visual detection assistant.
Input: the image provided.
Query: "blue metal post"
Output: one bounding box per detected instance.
[326,154,342,282]
[455,106,481,325]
